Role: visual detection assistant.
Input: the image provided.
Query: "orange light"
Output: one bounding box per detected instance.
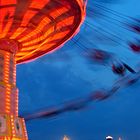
[30,0,49,9]
[0,0,86,64]
[10,10,38,39]
[22,26,54,46]
[50,7,69,19]
[0,0,16,38]
[18,16,51,42]
[0,1,86,139]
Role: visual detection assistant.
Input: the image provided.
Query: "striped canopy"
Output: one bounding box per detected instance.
[0,0,86,64]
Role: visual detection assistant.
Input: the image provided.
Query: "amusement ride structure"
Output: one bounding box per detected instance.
[0,0,86,139]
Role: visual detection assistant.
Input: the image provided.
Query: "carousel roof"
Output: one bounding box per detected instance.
[0,0,86,63]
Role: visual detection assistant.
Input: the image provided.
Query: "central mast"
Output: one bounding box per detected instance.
[0,39,27,140]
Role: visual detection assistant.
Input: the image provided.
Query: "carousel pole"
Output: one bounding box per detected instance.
[0,39,27,140]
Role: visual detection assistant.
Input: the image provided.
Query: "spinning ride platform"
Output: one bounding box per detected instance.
[0,0,86,139]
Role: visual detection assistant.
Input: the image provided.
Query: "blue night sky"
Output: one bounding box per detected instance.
[17,0,140,140]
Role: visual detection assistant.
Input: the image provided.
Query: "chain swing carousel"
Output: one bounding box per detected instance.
[0,0,86,139]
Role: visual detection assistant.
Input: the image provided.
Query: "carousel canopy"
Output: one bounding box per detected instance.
[0,0,86,63]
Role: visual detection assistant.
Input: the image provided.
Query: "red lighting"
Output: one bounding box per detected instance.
[0,0,86,140]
